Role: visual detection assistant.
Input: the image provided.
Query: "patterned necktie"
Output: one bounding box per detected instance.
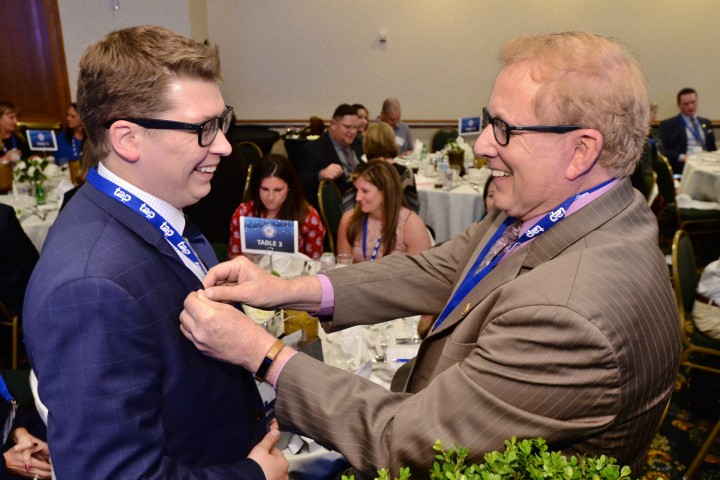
[476,220,521,272]
[182,218,219,270]
[692,117,705,148]
[343,147,357,169]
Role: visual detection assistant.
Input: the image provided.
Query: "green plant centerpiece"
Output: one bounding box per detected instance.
[342,437,634,480]
[443,138,466,176]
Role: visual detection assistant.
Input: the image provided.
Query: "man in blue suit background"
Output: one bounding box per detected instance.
[23,26,287,479]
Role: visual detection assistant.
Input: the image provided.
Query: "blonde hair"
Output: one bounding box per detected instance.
[363,122,398,160]
[77,25,222,159]
[500,32,649,177]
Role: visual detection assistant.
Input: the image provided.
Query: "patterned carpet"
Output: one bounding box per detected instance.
[641,371,720,480]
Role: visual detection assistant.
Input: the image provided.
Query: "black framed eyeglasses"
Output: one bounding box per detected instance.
[482,107,582,146]
[103,105,234,147]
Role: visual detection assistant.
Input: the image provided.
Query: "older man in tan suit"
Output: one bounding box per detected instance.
[180,32,681,478]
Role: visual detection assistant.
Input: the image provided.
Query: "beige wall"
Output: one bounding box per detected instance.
[58,1,720,124]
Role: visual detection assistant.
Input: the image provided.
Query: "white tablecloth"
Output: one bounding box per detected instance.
[284,317,421,479]
[0,193,60,252]
[680,152,720,203]
[415,171,489,243]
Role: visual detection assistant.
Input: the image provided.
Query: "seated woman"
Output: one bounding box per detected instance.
[55,103,87,166]
[337,159,430,263]
[229,154,325,260]
[342,122,419,213]
[0,101,32,164]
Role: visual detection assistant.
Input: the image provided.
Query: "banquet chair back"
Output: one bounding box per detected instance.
[0,301,20,370]
[318,180,343,254]
[242,164,253,203]
[431,128,458,153]
[237,141,263,167]
[655,154,720,232]
[671,229,720,479]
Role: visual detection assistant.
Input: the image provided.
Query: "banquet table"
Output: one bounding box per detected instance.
[0,174,69,252]
[414,169,490,243]
[680,152,720,203]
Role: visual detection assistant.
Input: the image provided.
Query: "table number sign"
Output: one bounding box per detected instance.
[240,217,298,255]
[458,116,481,135]
[26,130,58,152]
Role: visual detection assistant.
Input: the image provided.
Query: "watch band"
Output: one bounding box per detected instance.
[255,339,285,383]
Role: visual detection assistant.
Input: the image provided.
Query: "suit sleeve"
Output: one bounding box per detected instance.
[275,305,621,477]
[658,120,682,170]
[298,143,323,203]
[29,277,264,480]
[0,206,39,315]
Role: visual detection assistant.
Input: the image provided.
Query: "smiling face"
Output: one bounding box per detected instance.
[258,176,289,218]
[356,108,369,133]
[131,78,231,209]
[329,114,359,147]
[474,62,580,221]
[354,175,383,218]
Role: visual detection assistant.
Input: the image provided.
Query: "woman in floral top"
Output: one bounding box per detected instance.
[229,154,325,259]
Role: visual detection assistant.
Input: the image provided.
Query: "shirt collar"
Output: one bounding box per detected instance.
[97,163,186,234]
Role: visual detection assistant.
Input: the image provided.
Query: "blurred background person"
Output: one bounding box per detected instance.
[484,176,496,212]
[1,370,51,479]
[229,154,325,260]
[352,103,369,135]
[342,122,419,213]
[54,103,87,167]
[379,97,413,155]
[0,101,31,163]
[337,159,429,263]
[59,141,98,212]
[0,204,38,318]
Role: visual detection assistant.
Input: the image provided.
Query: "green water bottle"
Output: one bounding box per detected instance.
[35,181,47,205]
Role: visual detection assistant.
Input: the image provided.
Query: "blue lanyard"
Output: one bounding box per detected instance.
[86,168,207,275]
[0,375,13,403]
[362,217,382,261]
[681,116,704,145]
[432,178,615,331]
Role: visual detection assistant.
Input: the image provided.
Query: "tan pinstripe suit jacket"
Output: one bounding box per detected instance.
[275,178,681,477]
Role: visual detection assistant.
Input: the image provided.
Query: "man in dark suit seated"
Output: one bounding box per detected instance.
[297,103,363,209]
[23,25,287,480]
[181,32,680,478]
[659,87,717,174]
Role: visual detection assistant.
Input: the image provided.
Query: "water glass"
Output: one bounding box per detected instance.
[336,253,353,267]
[319,252,336,271]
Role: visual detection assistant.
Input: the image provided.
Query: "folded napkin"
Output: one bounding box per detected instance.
[676,193,720,210]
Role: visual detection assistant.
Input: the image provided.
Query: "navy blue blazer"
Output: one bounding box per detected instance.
[23,182,267,479]
[659,114,717,173]
[298,132,363,209]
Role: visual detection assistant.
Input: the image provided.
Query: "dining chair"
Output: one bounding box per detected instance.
[237,141,263,167]
[431,128,458,153]
[0,301,20,370]
[242,164,253,203]
[317,180,343,254]
[654,154,720,234]
[671,229,720,479]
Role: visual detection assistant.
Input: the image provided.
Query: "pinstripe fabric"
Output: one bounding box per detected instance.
[23,183,266,479]
[275,178,681,477]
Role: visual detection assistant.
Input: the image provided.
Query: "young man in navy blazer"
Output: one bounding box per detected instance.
[23,26,287,480]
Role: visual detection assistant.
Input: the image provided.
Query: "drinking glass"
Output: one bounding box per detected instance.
[336,253,353,267]
[319,252,336,271]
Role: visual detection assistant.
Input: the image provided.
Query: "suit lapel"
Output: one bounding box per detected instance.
[81,183,204,290]
[426,178,634,339]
